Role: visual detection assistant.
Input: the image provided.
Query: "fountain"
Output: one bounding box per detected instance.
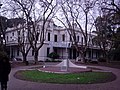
[38,29,91,73]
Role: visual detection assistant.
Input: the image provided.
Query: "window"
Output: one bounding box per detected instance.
[36,32,39,41]
[70,36,72,41]
[7,36,8,41]
[18,30,20,35]
[81,37,83,44]
[32,49,34,56]
[54,35,57,42]
[62,34,65,41]
[12,32,14,36]
[77,36,79,42]
[48,32,50,41]
[18,36,20,42]
[47,48,50,56]
[17,48,19,56]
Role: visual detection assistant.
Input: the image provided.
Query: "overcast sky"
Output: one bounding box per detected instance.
[0,0,119,31]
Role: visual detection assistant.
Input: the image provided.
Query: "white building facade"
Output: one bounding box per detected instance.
[5,20,102,62]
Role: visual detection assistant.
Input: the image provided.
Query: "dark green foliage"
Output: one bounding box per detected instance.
[108,48,120,61]
[90,60,98,64]
[0,16,8,44]
[45,59,61,62]
[47,52,59,59]
[98,57,106,62]
[0,51,9,60]
[108,27,120,61]
[0,16,8,31]
[7,18,25,28]
[94,13,120,61]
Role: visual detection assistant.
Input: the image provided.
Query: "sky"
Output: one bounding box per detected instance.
[0,0,119,31]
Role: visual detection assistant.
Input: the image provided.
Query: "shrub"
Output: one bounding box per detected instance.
[108,48,120,61]
[0,51,8,59]
[98,57,106,62]
[0,51,9,60]
[47,52,59,59]
[90,60,98,64]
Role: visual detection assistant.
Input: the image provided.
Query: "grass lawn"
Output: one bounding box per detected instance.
[14,70,116,84]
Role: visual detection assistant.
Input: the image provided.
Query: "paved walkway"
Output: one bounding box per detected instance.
[8,63,120,90]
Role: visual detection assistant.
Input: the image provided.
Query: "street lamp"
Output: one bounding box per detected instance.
[60,29,68,72]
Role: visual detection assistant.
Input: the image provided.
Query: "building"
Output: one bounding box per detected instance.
[5,19,102,62]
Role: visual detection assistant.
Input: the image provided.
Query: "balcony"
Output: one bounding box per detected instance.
[48,41,72,48]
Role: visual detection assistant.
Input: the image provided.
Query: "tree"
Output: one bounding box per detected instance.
[94,15,111,61]
[27,0,58,64]
[101,0,120,15]
[18,24,31,65]
[93,0,120,61]
[2,0,34,64]
[5,0,58,64]
[56,0,97,62]
[0,16,8,51]
[6,17,31,65]
[12,18,31,65]
[108,27,120,61]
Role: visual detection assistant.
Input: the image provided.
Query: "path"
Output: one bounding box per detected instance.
[8,63,120,90]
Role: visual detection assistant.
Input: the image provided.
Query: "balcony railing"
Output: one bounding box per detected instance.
[48,41,72,48]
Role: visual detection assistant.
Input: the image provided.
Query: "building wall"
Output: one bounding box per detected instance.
[5,20,102,61]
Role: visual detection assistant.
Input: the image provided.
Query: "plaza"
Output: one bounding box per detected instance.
[8,62,120,90]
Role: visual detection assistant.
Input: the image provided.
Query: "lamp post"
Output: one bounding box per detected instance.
[61,29,68,71]
[65,29,68,71]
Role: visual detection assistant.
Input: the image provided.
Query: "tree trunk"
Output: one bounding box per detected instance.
[80,52,86,63]
[105,51,109,63]
[34,50,39,64]
[22,54,29,65]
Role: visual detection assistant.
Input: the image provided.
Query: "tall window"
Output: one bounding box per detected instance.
[7,36,8,41]
[17,48,19,56]
[77,36,79,42]
[62,34,65,41]
[70,36,72,41]
[36,32,39,41]
[48,32,50,41]
[18,30,20,35]
[81,37,83,45]
[54,35,57,42]
[47,48,50,56]
[32,49,34,56]
[12,32,14,36]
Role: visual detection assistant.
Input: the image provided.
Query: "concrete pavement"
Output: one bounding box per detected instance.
[7,63,120,90]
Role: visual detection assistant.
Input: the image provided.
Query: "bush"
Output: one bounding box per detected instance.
[45,59,61,62]
[108,48,120,61]
[0,51,9,60]
[47,52,59,59]
[90,61,98,64]
[98,57,106,62]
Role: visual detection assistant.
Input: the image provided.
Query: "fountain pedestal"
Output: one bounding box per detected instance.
[57,59,87,72]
